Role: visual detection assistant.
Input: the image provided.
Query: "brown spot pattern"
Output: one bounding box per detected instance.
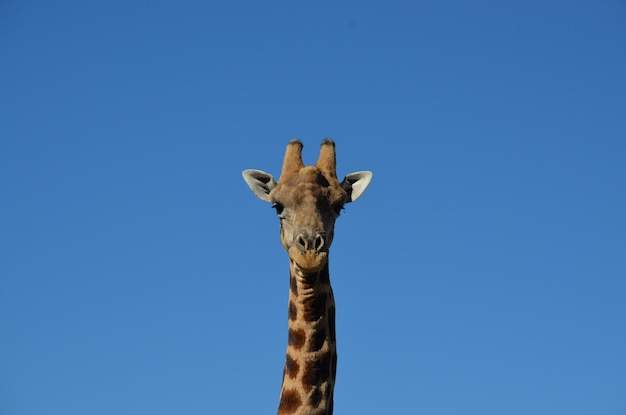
[285,354,299,379]
[288,328,306,350]
[290,275,298,295]
[278,389,302,414]
[302,293,327,322]
[309,328,327,352]
[288,301,297,321]
[302,351,331,391]
[309,387,323,408]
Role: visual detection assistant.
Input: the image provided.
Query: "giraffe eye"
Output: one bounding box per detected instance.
[272,203,284,215]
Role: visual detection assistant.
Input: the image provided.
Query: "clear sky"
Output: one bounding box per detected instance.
[1,1,625,414]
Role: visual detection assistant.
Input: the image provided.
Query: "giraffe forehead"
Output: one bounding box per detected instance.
[274,166,346,206]
[299,166,322,183]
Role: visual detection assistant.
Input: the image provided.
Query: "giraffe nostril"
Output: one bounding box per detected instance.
[295,232,326,252]
[314,234,325,252]
[296,234,308,250]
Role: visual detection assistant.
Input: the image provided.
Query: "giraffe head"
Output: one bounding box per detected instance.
[243,139,372,273]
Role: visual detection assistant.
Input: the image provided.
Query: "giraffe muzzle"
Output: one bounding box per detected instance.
[288,232,328,273]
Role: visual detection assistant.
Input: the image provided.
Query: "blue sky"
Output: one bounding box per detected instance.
[1,1,625,414]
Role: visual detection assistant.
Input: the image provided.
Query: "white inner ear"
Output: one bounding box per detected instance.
[342,171,373,202]
[242,169,276,202]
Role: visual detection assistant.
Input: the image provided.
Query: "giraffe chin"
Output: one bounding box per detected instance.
[288,247,328,273]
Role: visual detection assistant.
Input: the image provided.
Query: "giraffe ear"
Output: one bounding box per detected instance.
[341,171,373,202]
[242,169,276,202]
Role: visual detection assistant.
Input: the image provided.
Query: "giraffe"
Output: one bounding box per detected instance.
[242,139,372,415]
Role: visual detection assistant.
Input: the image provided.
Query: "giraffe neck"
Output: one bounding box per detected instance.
[277,260,337,415]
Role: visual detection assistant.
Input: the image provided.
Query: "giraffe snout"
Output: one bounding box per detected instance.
[295,231,326,253]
